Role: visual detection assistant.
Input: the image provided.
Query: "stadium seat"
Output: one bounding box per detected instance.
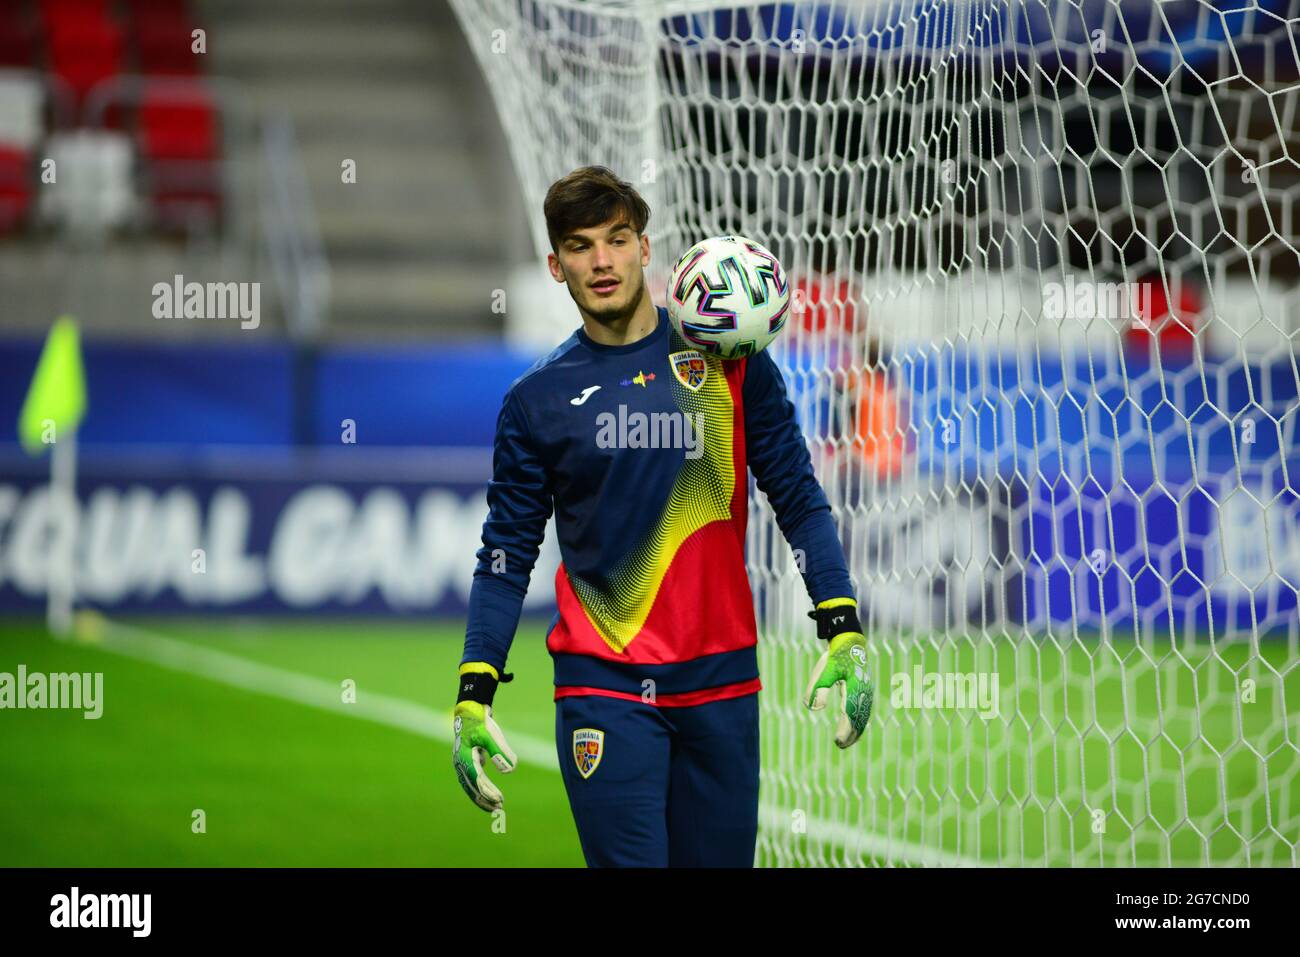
[137,83,221,231]
[132,12,200,75]
[38,0,108,26]
[138,84,215,159]
[0,143,32,233]
[45,12,123,110]
[0,1,37,68]
[38,129,135,231]
[0,72,44,149]
[123,0,190,23]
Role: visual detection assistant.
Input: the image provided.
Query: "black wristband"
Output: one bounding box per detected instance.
[456,668,514,706]
[807,604,862,641]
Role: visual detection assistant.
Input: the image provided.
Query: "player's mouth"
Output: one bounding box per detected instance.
[590,278,620,296]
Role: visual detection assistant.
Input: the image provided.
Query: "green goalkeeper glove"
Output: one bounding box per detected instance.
[804,597,874,748]
[452,662,517,812]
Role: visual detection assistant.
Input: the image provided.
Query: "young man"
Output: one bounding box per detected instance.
[453,166,872,867]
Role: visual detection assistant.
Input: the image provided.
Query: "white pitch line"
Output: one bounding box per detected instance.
[757,806,984,867]
[95,618,984,867]
[98,619,563,769]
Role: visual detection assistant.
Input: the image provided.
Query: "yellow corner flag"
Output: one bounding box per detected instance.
[18,316,86,456]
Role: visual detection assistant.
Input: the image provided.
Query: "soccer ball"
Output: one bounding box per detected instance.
[666,235,790,359]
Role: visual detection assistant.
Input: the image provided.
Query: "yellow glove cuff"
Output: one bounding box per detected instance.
[459,661,500,680]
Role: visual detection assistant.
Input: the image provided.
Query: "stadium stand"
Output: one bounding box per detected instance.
[1,0,520,339]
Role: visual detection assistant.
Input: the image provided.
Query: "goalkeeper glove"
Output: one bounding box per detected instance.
[804,597,874,748]
[452,663,517,812]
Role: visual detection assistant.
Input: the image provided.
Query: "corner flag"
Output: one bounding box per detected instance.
[18,315,86,455]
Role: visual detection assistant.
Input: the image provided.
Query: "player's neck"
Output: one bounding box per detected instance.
[579,294,659,348]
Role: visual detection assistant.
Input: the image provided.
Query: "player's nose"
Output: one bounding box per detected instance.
[590,243,614,270]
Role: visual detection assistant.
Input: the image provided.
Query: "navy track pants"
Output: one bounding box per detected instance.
[555,691,760,867]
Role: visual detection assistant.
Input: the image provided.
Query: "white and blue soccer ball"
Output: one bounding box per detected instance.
[666,235,791,359]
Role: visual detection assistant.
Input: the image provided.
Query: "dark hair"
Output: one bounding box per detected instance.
[544,166,651,252]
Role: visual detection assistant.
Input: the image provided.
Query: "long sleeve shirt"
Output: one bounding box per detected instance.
[462,305,853,705]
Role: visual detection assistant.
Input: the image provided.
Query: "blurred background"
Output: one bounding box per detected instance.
[0,0,1298,867]
[0,0,578,867]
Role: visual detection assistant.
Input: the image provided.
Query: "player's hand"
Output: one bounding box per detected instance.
[452,663,517,812]
[453,700,516,811]
[804,599,874,748]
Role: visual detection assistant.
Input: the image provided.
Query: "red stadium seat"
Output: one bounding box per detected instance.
[0,3,37,68]
[137,84,221,231]
[0,144,32,233]
[45,13,122,109]
[148,163,223,233]
[138,84,215,159]
[39,0,108,34]
[39,0,108,19]
[124,0,190,24]
[133,13,199,75]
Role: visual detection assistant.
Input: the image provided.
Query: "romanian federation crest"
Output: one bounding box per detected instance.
[572,728,604,779]
[670,350,708,391]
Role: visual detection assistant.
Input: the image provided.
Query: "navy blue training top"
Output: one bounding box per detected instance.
[462,305,854,702]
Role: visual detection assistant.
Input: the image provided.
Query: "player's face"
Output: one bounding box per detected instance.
[548,220,650,323]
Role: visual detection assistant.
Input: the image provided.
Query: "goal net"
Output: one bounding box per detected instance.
[451,0,1300,866]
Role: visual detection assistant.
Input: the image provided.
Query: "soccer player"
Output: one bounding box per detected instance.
[452,166,872,867]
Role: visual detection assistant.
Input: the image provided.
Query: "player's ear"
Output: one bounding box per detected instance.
[546,252,566,283]
[639,233,650,266]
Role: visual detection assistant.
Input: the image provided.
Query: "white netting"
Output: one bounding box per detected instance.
[452,0,1300,866]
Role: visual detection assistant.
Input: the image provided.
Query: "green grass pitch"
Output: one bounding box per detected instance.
[758,634,1299,867]
[1,616,1295,866]
[0,616,584,867]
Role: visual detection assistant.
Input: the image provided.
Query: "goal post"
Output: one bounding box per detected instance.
[450,0,1300,866]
